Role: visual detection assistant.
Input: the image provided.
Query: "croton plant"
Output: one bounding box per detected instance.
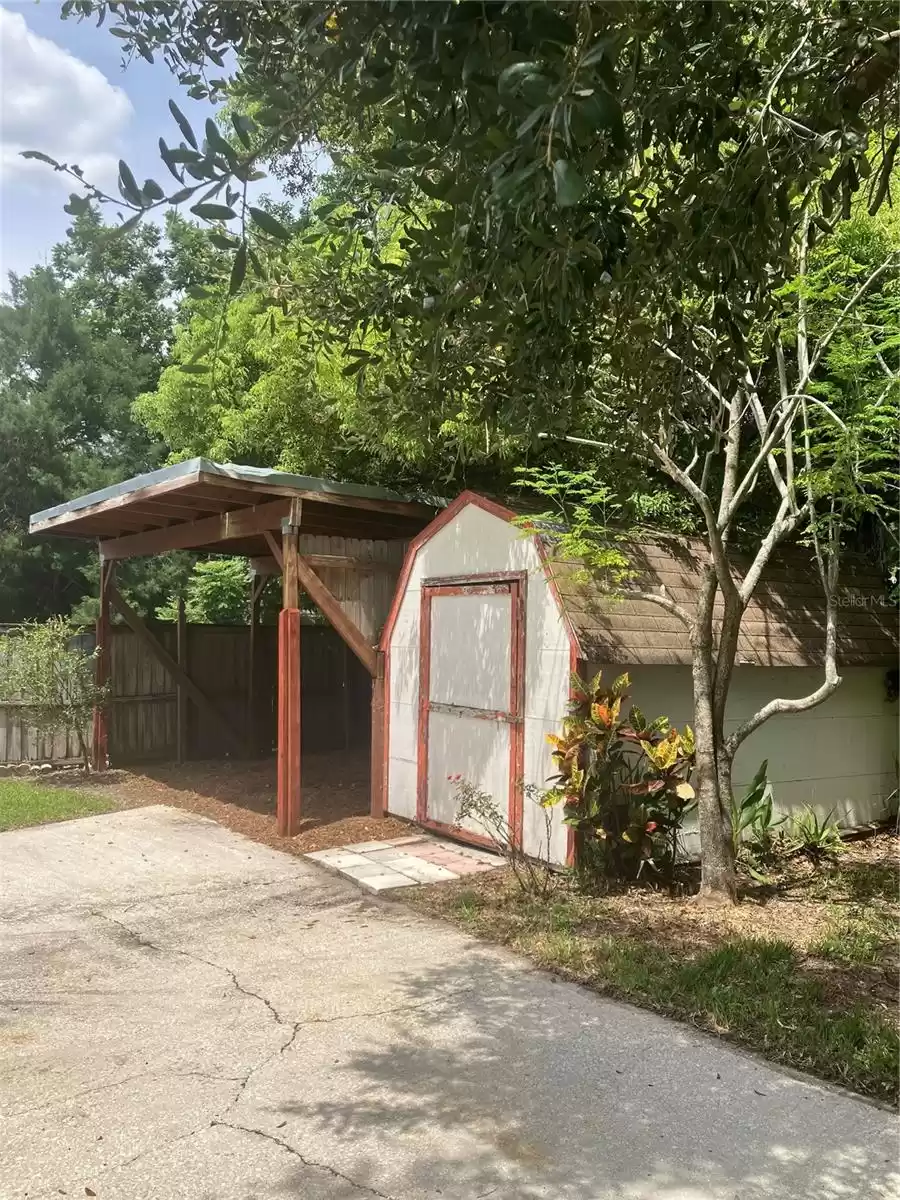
[545,670,696,883]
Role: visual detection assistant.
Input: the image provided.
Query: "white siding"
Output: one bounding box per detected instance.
[587,662,897,842]
[386,502,571,862]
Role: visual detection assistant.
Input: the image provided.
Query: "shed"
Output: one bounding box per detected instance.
[30,458,436,834]
[380,491,898,864]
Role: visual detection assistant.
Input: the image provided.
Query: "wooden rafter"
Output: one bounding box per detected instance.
[100,498,291,560]
[251,553,396,575]
[108,584,248,753]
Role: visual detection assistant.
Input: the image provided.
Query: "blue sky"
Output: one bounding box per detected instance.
[0,1,287,282]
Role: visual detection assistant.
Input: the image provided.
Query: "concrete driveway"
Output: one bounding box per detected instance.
[0,806,896,1200]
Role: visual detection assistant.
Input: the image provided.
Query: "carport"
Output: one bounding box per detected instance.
[29,458,435,835]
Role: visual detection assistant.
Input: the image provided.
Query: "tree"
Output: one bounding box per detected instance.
[157,557,259,624]
[0,618,102,771]
[47,1,899,900]
[0,209,182,621]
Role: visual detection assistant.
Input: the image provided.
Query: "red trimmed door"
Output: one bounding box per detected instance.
[417,576,525,845]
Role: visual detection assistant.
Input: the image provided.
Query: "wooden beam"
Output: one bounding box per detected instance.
[294,552,378,677]
[282,510,300,610]
[108,584,247,754]
[370,650,386,818]
[246,576,261,757]
[176,596,187,764]
[276,496,303,837]
[263,530,283,571]
[251,552,396,576]
[196,469,436,519]
[91,559,114,771]
[276,608,302,836]
[100,498,291,560]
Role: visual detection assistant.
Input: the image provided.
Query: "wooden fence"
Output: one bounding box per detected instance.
[0,623,369,765]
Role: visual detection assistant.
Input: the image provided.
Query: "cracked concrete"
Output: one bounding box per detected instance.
[1,805,897,1200]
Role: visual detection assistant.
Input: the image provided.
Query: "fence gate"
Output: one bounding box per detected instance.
[416,575,525,845]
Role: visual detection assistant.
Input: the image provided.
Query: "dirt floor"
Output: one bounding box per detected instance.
[30,754,412,854]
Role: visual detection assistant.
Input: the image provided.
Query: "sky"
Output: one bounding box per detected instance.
[0,0,287,282]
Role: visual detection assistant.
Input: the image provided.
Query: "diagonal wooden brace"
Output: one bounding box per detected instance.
[263,530,377,677]
[108,583,249,755]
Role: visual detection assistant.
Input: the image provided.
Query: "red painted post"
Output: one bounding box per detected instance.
[91,558,112,772]
[276,506,302,837]
[276,607,301,836]
[369,650,385,818]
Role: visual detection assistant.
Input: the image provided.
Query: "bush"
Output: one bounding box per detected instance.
[547,670,696,890]
[0,618,102,771]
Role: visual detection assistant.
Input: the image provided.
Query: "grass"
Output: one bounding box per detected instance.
[0,777,115,831]
[409,845,899,1106]
[810,906,896,966]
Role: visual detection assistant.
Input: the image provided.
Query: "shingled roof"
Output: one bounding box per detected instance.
[550,537,897,668]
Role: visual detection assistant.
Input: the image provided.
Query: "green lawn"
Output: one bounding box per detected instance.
[0,778,116,831]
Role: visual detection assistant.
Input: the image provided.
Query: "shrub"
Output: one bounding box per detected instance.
[0,618,103,771]
[730,760,786,881]
[789,805,846,859]
[545,670,696,890]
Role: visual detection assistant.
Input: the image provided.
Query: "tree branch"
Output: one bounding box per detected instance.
[725,256,895,522]
[625,589,692,627]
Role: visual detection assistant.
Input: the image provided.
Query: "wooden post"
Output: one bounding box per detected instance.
[277,500,302,836]
[342,640,351,753]
[176,596,187,763]
[91,558,113,772]
[247,574,259,759]
[369,649,386,818]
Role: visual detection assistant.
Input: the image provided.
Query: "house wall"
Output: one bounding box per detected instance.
[587,662,898,841]
[386,502,572,863]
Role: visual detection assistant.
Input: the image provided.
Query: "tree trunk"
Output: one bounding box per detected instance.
[76,727,92,774]
[691,569,737,903]
[692,655,737,902]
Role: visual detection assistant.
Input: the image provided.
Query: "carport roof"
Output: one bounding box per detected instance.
[29,458,437,557]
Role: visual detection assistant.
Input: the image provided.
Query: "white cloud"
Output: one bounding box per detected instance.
[0,5,133,192]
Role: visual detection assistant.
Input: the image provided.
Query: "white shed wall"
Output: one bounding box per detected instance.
[386,502,571,863]
[588,662,897,845]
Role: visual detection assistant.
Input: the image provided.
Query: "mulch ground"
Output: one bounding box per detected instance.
[29,754,411,855]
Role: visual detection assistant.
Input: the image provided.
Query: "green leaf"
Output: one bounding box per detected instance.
[209,232,240,251]
[21,150,58,167]
[63,192,91,216]
[529,7,576,46]
[169,99,198,149]
[179,362,210,375]
[231,113,256,149]
[498,61,542,96]
[552,159,585,207]
[118,159,143,206]
[205,117,235,161]
[187,285,216,300]
[248,207,291,239]
[341,358,368,377]
[190,202,237,221]
[142,178,164,202]
[228,242,247,296]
